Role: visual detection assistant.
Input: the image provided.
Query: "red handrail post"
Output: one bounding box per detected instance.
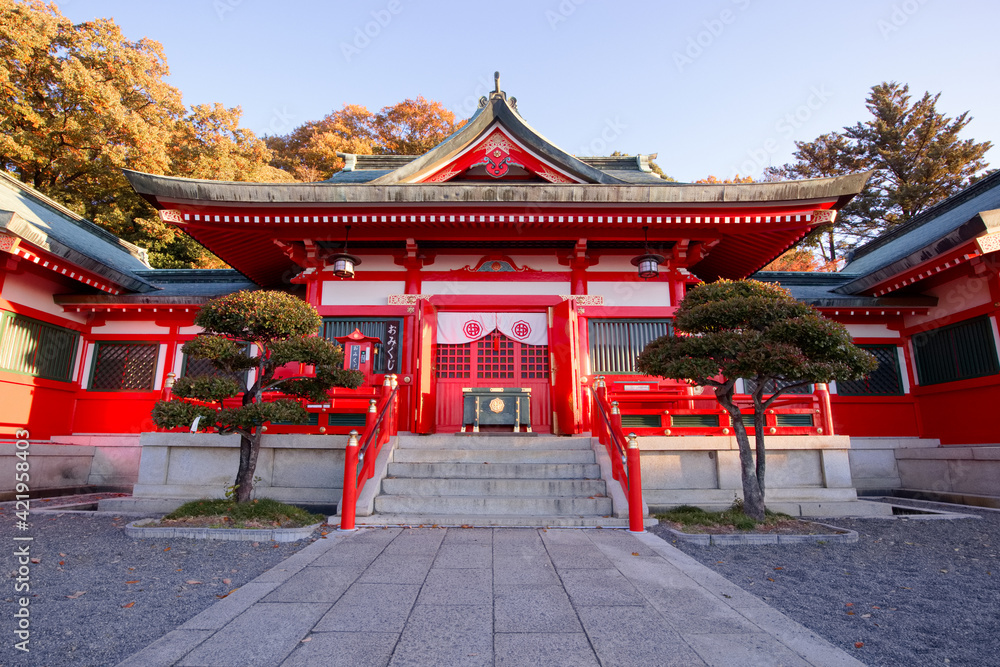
[594,376,607,445]
[815,382,834,435]
[390,375,399,436]
[609,400,622,481]
[339,429,360,531]
[626,432,645,533]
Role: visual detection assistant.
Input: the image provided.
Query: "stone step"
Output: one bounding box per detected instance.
[381,477,607,497]
[395,435,592,450]
[386,462,602,480]
[374,494,613,517]
[392,448,596,465]
[347,514,642,528]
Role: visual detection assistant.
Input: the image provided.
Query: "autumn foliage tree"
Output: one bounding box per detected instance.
[265,97,461,181]
[768,82,991,261]
[694,175,755,184]
[0,0,291,267]
[760,249,839,273]
[636,280,876,520]
[151,291,363,503]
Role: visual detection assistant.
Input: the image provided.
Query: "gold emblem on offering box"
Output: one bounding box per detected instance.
[489,398,505,413]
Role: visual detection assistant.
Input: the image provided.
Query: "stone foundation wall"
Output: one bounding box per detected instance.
[0,434,140,499]
[637,435,879,516]
[129,432,349,508]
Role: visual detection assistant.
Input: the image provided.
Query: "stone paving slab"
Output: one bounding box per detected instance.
[116,526,865,667]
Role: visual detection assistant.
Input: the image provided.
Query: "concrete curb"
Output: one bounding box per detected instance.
[658,521,859,545]
[124,518,324,542]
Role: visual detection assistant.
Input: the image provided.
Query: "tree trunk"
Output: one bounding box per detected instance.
[233,432,260,503]
[752,402,767,499]
[233,355,267,503]
[717,391,765,521]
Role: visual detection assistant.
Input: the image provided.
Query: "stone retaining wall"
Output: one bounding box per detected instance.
[0,434,140,499]
[636,435,885,516]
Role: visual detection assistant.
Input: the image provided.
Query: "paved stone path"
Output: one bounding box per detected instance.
[117,527,863,667]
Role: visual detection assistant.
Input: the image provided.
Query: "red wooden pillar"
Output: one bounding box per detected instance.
[414,299,437,433]
[549,298,582,434]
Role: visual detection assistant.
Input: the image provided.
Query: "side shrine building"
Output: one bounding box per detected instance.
[2,79,999,510]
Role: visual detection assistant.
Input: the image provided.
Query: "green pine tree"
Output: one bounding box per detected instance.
[768,82,992,261]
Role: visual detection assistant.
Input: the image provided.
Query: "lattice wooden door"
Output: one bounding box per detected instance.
[435,330,551,432]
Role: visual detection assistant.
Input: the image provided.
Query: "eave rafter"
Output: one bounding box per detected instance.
[2,231,123,295]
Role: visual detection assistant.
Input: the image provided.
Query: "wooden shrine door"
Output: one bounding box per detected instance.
[435,330,551,432]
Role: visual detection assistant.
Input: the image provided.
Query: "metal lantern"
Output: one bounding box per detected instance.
[329,253,360,278]
[631,253,664,280]
[631,225,663,279]
[328,224,361,278]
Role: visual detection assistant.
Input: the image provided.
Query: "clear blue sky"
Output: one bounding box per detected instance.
[59,0,999,183]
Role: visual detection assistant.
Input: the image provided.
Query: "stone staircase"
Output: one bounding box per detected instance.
[357,433,629,527]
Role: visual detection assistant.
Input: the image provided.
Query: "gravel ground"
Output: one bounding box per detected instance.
[651,498,1000,667]
[1,497,319,667]
[4,496,998,667]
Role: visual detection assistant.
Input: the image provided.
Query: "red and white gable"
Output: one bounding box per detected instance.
[418,125,584,184]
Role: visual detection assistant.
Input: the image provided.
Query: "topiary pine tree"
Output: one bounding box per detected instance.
[636,280,877,520]
[151,291,363,502]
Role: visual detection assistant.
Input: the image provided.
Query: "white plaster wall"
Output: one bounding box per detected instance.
[421,281,571,296]
[3,272,88,324]
[428,256,482,271]
[153,344,167,389]
[903,277,994,329]
[846,324,899,339]
[509,255,563,271]
[425,255,564,272]
[179,326,203,335]
[587,281,671,307]
[90,321,171,335]
[321,280,406,305]
[592,255,637,271]
[326,255,404,272]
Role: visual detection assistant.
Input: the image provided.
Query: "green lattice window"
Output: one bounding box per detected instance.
[589,319,672,374]
[0,311,79,382]
[743,378,812,395]
[912,316,1000,386]
[836,345,903,396]
[181,342,249,387]
[89,342,158,391]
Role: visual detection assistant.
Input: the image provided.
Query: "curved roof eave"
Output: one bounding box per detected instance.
[123,169,871,209]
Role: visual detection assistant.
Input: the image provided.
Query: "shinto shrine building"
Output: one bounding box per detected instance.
[2,78,999,511]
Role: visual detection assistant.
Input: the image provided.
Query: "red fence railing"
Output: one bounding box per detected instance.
[590,377,645,533]
[595,379,836,437]
[340,375,399,531]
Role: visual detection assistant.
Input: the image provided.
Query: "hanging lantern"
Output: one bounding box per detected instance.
[328,253,361,278]
[327,224,361,278]
[631,225,664,279]
[631,253,664,280]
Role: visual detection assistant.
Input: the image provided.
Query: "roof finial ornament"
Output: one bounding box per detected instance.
[494,71,501,94]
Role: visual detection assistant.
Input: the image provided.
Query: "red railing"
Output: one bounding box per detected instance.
[595,380,836,437]
[340,375,399,531]
[591,377,645,533]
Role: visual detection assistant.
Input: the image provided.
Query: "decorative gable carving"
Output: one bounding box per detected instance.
[460,255,537,273]
[417,127,585,185]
